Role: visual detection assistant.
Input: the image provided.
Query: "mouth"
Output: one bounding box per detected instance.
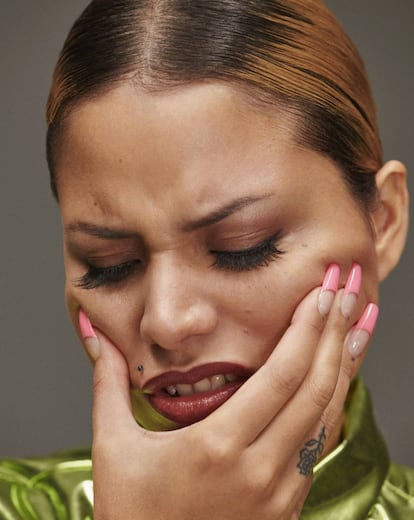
[143,362,251,426]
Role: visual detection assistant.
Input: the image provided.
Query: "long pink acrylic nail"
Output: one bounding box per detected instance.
[79,309,97,339]
[346,303,379,358]
[79,310,100,361]
[341,263,362,318]
[318,264,340,316]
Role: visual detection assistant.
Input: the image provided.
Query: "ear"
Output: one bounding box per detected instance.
[371,160,409,281]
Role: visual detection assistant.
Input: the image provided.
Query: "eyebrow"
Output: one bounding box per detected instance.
[65,194,271,239]
[65,222,137,240]
[181,194,271,232]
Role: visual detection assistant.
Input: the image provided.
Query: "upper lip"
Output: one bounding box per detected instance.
[143,362,253,394]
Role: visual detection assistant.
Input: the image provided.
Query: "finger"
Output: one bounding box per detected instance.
[79,311,137,439]
[271,289,371,453]
[251,287,350,461]
[250,285,368,487]
[92,329,139,439]
[204,282,330,445]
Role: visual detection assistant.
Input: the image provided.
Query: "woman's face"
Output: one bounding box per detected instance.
[58,82,379,425]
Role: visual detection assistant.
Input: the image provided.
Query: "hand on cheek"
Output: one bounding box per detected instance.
[72,262,378,520]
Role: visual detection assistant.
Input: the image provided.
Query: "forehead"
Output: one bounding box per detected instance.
[59,81,298,172]
[57,81,352,227]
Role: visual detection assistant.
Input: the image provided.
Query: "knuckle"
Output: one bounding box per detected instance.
[195,432,237,470]
[243,462,275,497]
[319,409,338,436]
[340,356,354,382]
[269,493,298,520]
[305,319,325,337]
[308,376,335,411]
[266,364,304,399]
[93,372,105,394]
[292,319,322,342]
[243,454,275,498]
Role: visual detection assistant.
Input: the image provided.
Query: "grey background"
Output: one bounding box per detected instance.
[1,1,413,465]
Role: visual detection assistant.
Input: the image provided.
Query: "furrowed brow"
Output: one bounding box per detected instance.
[181,195,271,232]
[65,222,136,240]
[65,194,272,238]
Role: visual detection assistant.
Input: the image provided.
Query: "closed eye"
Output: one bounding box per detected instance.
[76,259,141,289]
[210,232,285,272]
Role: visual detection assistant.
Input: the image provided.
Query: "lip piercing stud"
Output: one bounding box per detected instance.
[137,365,144,373]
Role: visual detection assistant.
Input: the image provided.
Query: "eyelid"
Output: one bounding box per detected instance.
[75,230,285,289]
[211,231,283,254]
[76,259,141,290]
[211,231,285,272]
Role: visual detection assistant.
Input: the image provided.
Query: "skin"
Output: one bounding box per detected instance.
[56,82,408,519]
[60,82,377,377]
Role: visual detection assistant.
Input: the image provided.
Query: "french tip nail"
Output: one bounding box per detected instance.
[79,309,100,361]
[321,264,340,292]
[341,264,363,318]
[318,264,340,316]
[341,293,358,318]
[345,303,379,359]
[356,302,379,335]
[347,329,370,359]
[344,263,362,296]
[318,290,335,316]
[79,309,97,339]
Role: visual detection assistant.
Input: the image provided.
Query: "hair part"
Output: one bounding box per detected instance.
[46,0,382,207]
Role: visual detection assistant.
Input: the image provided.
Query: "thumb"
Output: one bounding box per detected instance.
[79,310,136,437]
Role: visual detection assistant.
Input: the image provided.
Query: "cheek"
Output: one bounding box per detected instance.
[219,226,378,358]
[65,281,141,357]
[216,260,322,359]
[314,225,379,303]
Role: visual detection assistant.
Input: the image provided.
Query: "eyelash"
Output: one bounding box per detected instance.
[76,260,140,290]
[76,233,285,289]
[211,232,285,272]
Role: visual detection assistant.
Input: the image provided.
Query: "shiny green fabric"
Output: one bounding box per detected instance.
[1,379,413,519]
[302,378,414,519]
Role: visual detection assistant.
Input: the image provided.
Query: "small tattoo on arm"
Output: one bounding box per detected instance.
[297,426,326,476]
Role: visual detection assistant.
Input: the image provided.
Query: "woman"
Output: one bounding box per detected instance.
[1,0,413,518]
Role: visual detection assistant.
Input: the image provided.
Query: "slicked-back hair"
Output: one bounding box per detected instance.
[47,0,382,207]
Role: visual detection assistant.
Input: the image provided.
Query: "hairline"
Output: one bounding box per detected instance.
[47,76,377,220]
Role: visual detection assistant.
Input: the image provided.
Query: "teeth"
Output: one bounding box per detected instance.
[166,385,178,396]
[164,373,239,397]
[176,383,193,396]
[211,374,226,390]
[193,378,211,393]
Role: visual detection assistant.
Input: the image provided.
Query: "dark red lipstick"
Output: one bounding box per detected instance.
[144,362,251,426]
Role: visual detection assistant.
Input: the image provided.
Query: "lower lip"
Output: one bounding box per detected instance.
[149,381,244,425]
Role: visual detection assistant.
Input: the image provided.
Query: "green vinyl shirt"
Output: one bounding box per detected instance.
[1,378,413,519]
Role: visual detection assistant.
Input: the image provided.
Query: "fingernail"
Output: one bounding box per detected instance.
[318,264,340,316]
[79,309,100,361]
[346,303,379,358]
[341,263,362,318]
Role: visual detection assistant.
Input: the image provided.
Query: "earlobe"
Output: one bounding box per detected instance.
[372,160,409,281]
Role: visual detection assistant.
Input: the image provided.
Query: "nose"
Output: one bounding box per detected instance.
[139,256,218,355]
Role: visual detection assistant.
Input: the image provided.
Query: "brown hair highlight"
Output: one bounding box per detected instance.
[46,0,382,206]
